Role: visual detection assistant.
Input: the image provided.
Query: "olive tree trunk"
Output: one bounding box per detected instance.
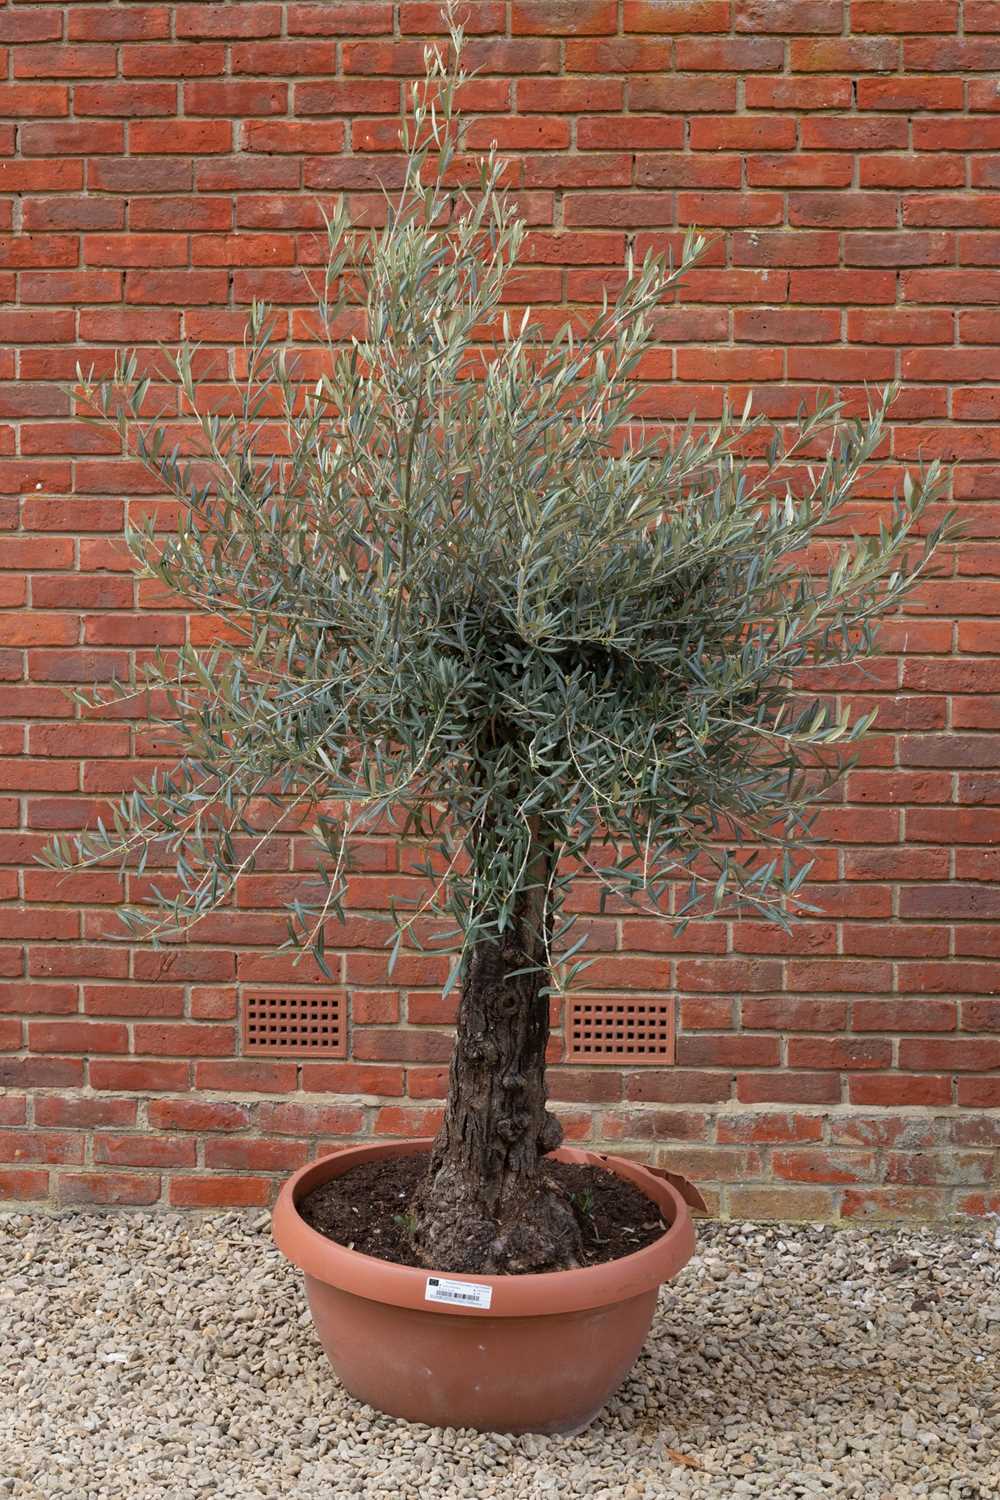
[410,849,583,1275]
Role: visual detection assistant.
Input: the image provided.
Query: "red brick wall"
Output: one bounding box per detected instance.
[2,0,999,1221]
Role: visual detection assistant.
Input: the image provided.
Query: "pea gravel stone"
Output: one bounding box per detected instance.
[1,1211,997,1498]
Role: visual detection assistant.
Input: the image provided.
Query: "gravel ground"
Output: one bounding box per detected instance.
[1,1211,997,1500]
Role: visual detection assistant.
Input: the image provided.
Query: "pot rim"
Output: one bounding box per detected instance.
[272,1138,696,1318]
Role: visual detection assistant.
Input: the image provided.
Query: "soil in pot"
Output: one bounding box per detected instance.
[297,1154,667,1273]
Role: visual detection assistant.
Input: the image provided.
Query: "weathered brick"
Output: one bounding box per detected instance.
[58,1172,161,1205]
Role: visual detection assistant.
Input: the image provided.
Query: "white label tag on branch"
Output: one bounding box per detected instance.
[424,1275,493,1310]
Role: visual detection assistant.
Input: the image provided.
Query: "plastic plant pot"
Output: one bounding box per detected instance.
[272,1138,698,1436]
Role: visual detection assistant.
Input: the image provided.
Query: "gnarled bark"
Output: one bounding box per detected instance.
[410,858,583,1275]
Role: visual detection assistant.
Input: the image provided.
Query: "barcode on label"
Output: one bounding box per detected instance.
[424,1275,493,1310]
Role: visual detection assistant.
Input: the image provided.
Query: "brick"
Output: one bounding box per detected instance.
[840,1187,948,1221]
[123,44,227,78]
[288,3,393,34]
[36,1096,136,1129]
[352,1029,454,1063]
[302,1062,405,1095]
[958,1078,1000,1108]
[463,38,559,73]
[0,1057,85,1090]
[243,120,345,154]
[717,1113,824,1144]
[790,193,899,229]
[786,959,894,993]
[748,154,853,189]
[464,118,571,151]
[0,1099,26,1128]
[788,1038,893,1070]
[194,1060,297,1092]
[0,1130,83,1165]
[403,1066,447,1100]
[678,959,782,993]
[742,997,848,1031]
[520,80,623,112]
[899,1038,1000,1071]
[735,307,841,343]
[75,83,178,117]
[0,1170,49,1201]
[849,1074,954,1107]
[15,46,117,79]
[176,5,282,39]
[905,193,1000,227]
[29,1020,128,1055]
[605,1109,709,1142]
[621,1069,730,1105]
[94,1134,196,1168]
[67,8,172,42]
[885,1149,993,1186]
[732,230,840,268]
[204,1137,307,1172]
[374,1104,444,1136]
[735,1,842,30]
[858,76,965,111]
[130,121,232,156]
[853,999,957,1032]
[773,1149,877,1184]
[548,1067,623,1104]
[655,1146,763,1181]
[677,38,784,69]
[803,118,907,151]
[400,3,503,32]
[0,84,68,117]
[513,1,617,32]
[904,269,1000,304]
[90,1060,190,1092]
[750,78,851,111]
[680,998,735,1030]
[132,1023,234,1058]
[737,1072,842,1104]
[967,1,1000,28]
[0,161,82,193]
[169,1175,272,1208]
[630,76,737,111]
[191,987,238,1020]
[635,155,740,190]
[0,14,62,45]
[790,37,899,70]
[148,1100,250,1132]
[728,1184,835,1221]
[677,1035,782,1068]
[833,1116,941,1149]
[853,2,958,32]
[256,1102,365,1136]
[296,80,398,114]
[955,1191,1000,1215]
[691,117,796,151]
[963,998,1000,1029]
[58,1172,160,1206]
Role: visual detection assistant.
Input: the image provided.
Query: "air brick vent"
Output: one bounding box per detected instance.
[565,996,674,1065]
[242,990,347,1056]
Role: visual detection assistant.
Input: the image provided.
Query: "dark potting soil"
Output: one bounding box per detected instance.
[297,1154,668,1272]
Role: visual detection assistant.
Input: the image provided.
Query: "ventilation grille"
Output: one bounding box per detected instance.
[242,990,346,1056]
[565,997,674,1065]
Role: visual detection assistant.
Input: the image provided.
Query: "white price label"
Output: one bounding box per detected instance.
[424,1275,493,1310]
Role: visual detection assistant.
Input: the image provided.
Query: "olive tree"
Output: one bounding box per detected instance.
[44,22,952,1274]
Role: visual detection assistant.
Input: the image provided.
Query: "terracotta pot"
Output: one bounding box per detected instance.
[272,1138,696,1435]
